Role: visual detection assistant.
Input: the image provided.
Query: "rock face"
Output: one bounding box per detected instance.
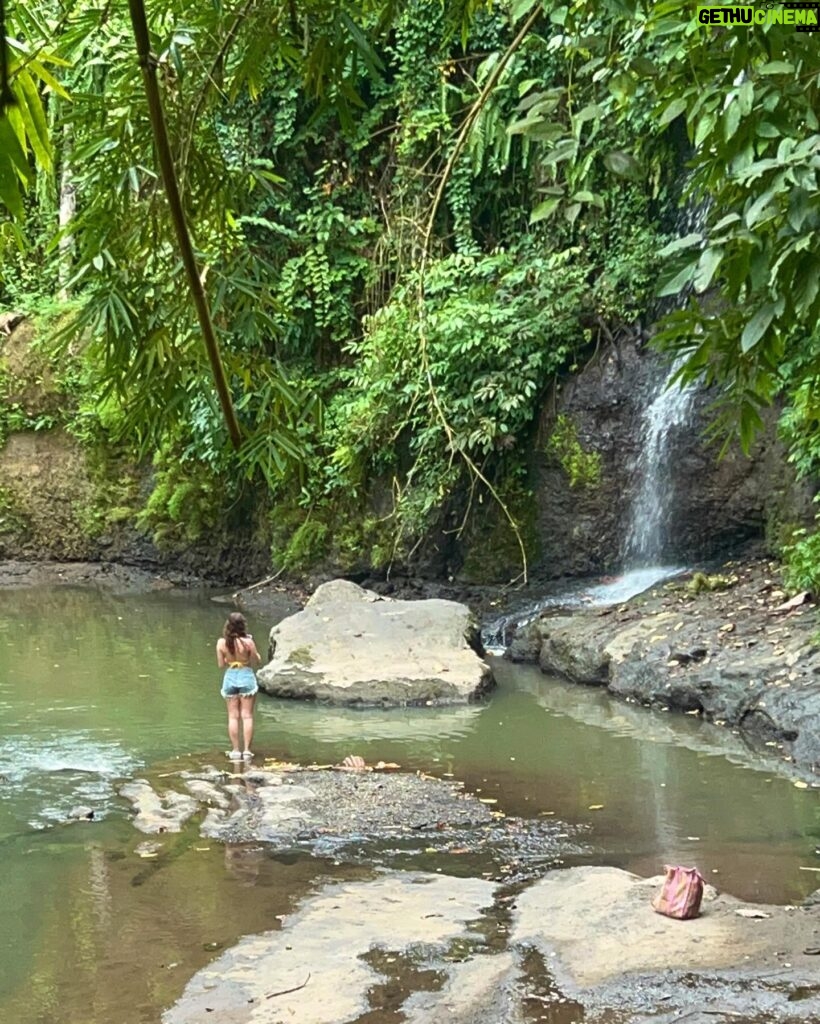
[527,339,812,577]
[510,562,820,771]
[257,579,494,706]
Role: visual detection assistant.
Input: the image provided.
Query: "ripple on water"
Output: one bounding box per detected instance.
[0,734,139,828]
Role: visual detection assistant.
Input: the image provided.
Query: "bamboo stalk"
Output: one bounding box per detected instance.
[127,0,242,449]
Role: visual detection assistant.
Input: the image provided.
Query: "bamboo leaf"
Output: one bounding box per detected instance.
[14,70,52,169]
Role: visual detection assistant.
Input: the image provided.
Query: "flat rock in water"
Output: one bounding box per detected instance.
[163,863,820,1024]
[257,579,493,706]
[197,767,493,846]
[512,866,820,999]
[164,872,498,1024]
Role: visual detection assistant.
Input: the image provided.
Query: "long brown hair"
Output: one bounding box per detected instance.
[223,612,249,656]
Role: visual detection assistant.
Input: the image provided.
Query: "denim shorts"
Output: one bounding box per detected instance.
[221,666,258,699]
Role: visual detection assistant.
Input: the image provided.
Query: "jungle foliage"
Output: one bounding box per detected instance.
[1,0,819,581]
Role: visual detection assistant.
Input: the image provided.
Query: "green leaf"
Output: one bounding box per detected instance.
[792,259,820,316]
[756,122,780,138]
[631,56,658,76]
[24,57,71,100]
[758,61,795,76]
[511,0,539,20]
[609,72,636,101]
[694,111,716,148]
[0,155,25,220]
[543,139,578,164]
[571,190,605,208]
[574,103,604,124]
[657,232,703,257]
[657,260,698,297]
[711,213,741,233]
[515,90,551,114]
[723,101,740,141]
[603,150,641,179]
[738,79,754,116]
[520,121,565,143]
[15,70,52,170]
[745,189,778,228]
[658,97,687,127]
[530,198,561,223]
[739,399,764,455]
[517,79,541,98]
[694,246,723,292]
[741,303,775,353]
[787,188,810,233]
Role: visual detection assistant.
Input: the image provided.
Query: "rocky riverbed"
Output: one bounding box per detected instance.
[119,757,587,882]
[117,756,820,1024]
[163,857,820,1024]
[509,558,820,775]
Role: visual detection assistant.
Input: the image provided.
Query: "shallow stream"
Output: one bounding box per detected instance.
[1,583,819,1024]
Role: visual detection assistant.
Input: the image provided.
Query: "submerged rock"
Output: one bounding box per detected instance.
[118,761,586,880]
[257,579,494,706]
[119,779,199,833]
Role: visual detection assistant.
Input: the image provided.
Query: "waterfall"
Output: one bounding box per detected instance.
[622,357,696,566]
[480,190,707,651]
[622,188,708,568]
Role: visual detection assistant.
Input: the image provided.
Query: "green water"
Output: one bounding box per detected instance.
[1,583,819,1024]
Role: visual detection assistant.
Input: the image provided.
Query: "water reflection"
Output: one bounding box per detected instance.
[256,700,484,747]
[489,659,820,904]
[503,658,778,771]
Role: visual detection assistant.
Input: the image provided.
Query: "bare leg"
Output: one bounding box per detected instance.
[240,694,255,755]
[226,696,241,754]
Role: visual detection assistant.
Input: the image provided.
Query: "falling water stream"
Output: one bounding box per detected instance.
[484,197,708,647]
[480,355,696,650]
[622,355,696,566]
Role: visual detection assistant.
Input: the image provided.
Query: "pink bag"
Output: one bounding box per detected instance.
[651,865,705,920]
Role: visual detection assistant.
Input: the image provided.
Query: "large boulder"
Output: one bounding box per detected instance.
[257,579,493,706]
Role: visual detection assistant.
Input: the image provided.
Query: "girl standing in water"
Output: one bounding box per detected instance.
[217,612,262,760]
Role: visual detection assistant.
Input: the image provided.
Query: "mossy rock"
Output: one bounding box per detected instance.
[0,320,63,418]
[458,482,541,585]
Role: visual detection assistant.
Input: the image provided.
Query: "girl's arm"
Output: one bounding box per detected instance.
[216,639,228,667]
[246,638,262,666]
